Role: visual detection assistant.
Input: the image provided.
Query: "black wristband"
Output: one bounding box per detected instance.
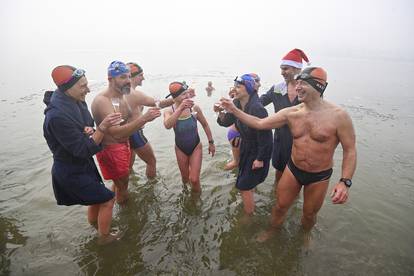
[208,140,214,144]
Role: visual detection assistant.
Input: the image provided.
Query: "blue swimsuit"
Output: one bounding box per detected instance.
[172,106,200,156]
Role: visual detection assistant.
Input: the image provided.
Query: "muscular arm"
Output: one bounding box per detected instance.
[131,89,174,108]
[229,104,291,130]
[337,111,357,179]
[159,98,174,108]
[331,109,357,204]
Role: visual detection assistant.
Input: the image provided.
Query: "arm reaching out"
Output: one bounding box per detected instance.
[220,97,291,130]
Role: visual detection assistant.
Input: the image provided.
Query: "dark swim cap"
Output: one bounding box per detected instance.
[234,74,256,95]
[51,65,85,92]
[166,81,189,98]
[296,67,328,95]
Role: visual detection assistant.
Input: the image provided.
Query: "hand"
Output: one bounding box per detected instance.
[100,112,123,130]
[220,97,236,113]
[83,126,94,135]
[228,87,236,98]
[178,99,194,111]
[187,88,196,98]
[213,103,224,113]
[252,160,264,170]
[330,182,349,204]
[142,107,161,122]
[208,143,215,157]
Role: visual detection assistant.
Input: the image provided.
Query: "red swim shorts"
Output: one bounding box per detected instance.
[96,142,131,180]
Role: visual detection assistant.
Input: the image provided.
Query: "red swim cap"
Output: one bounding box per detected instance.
[51,65,85,92]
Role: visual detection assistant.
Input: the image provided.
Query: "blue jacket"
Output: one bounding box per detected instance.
[217,93,273,190]
[43,90,110,206]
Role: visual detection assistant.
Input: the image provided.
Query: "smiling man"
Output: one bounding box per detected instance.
[91,61,161,204]
[220,67,357,241]
[260,49,310,184]
[43,65,125,244]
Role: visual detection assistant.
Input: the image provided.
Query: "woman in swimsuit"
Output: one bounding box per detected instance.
[164,81,215,193]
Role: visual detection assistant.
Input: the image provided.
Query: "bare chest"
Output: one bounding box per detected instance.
[289,112,337,143]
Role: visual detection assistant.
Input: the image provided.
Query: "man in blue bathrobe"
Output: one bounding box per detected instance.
[43,65,122,244]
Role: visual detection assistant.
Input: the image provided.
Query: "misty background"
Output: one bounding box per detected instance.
[1,0,413,99]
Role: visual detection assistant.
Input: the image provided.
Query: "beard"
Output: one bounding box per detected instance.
[115,83,131,95]
[120,85,131,95]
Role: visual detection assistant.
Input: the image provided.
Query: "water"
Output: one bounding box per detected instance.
[1,57,414,275]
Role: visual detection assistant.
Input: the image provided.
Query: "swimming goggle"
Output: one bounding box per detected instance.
[234,76,246,85]
[58,68,86,91]
[165,82,189,98]
[71,68,85,79]
[295,73,328,94]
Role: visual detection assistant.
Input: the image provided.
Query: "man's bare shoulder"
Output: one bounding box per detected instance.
[288,103,305,113]
[91,91,112,117]
[92,90,110,105]
[324,101,352,123]
[128,89,153,106]
[127,88,145,98]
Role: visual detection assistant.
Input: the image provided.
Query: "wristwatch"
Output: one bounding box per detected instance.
[339,178,352,188]
[208,140,215,145]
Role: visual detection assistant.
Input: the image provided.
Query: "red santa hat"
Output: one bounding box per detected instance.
[281,48,310,69]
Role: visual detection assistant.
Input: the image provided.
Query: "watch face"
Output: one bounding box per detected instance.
[341,178,352,187]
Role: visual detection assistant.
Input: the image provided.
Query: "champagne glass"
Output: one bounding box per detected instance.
[153,96,161,109]
[214,103,226,117]
[111,97,124,124]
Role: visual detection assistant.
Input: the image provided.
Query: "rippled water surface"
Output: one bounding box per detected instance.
[1,57,413,275]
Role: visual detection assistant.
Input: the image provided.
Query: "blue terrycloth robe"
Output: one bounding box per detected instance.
[218,93,273,190]
[43,90,114,205]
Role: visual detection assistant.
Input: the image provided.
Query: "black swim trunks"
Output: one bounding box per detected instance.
[287,158,333,185]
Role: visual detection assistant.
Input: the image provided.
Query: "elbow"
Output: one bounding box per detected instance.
[164,122,172,129]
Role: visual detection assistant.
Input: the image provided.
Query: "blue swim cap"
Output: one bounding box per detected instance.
[108,61,129,78]
[234,74,256,95]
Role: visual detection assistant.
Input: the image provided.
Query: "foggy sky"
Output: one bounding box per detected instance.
[1,0,413,89]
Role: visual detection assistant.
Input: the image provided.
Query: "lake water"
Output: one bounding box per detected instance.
[0,56,413,275]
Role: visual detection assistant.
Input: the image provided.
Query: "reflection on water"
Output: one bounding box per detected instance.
[0,58,414,274]
[0,216,27,276]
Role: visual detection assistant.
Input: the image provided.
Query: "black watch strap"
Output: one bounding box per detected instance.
[340,178,352,187]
